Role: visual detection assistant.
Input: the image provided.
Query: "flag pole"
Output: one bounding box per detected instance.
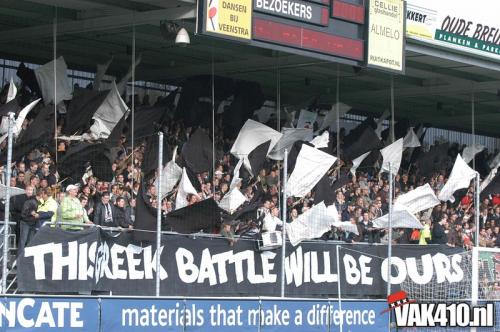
[390,76,395,143]
[53,9,58,167]
[155,131,163,297]
[336,65,340,164]
[471,92,475,171]
[280,148,288,298]
[131,24,136,201]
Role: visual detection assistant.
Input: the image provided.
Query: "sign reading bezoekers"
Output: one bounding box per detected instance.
[367,0,405,73]
[406,0,500,60]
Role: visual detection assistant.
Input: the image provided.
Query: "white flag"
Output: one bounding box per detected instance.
[489,152,500,169]
[15,98,41,136]
[230,158,244,190]
[117,53,142,95]
[332,221,359,235]
[268,128,312,160]
[154,146,182,199]
[380,138,404,175]
[253,100,276,123]
[34,56,72,105]
[6,78,17,103]
[438,154,476,203]
[230,119,282,158]
[462,144,485,164]
[403,127,421,148]
[286,202,332,246]
[309,131,329,149]
[395,183,440,214]
[175,168,200,210]
[296,109,317,129]
[350,151,371,176]
[93,56,113,91]
[0,184,25,199]
[372,204,423,229]
[87,81,129,140]
[319,102,351,131]
[326,203,339,223]
[286,145,337,197]
[219,188,246,214]
[481,167,498,192]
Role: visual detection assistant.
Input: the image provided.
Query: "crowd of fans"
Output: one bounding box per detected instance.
[0,83,498,255]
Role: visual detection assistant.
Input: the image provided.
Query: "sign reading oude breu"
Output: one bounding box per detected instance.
[18,227,466,297]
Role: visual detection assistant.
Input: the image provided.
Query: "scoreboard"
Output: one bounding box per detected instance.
[197,0,405,73]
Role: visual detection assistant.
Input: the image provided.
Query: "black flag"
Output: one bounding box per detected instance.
[142,133,170,178]
[181,128,214,174]
[343,126,383,161]
[133,184,158,242]
[63,88,109,135]
[248,140,271,176]
[165,198,222,233]
[0,98,20,117]
[58,143,114,183]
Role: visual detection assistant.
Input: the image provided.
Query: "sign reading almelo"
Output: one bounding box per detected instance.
[205,0,252,40]
[406,0,500,60]
[367,0,405,73]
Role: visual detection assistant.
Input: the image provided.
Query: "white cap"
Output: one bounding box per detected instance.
[65,184,79,192]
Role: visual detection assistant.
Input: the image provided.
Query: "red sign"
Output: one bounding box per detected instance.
[253,18,364,60]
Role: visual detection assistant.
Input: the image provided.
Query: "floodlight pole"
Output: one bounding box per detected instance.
[155,131,163,297]
[280,149,288,298]
[2,113,14,294]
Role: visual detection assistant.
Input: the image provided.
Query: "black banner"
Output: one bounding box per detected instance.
[18,227,466,297]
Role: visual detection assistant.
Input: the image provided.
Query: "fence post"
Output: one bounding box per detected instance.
[336,245,343,332]
[280,149,288,298]
[155,131,164,297]
[2,112,14,294]
[472,172,480,310]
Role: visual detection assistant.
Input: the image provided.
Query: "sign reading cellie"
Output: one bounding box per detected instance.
[205,0,253,40]
[367,0,405,73]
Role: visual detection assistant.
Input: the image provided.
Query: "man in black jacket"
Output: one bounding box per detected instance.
[114,197,132,229]
[93,192,117,228]
[432,217,448,244]
[19,185,38,255]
